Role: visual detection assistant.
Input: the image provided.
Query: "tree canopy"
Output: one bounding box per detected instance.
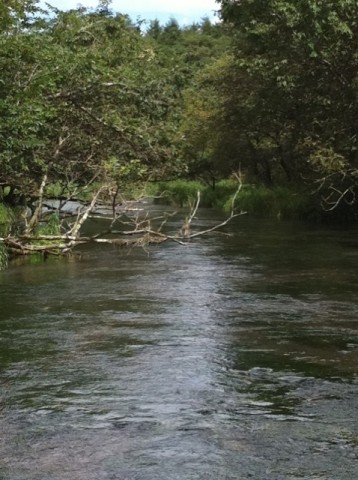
[1,0,358,219]
[0,3,202,198]
[202,0,358,212]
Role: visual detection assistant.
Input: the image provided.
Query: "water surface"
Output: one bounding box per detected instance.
[1,213,358,479]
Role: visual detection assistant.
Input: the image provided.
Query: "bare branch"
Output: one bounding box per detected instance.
[69,186,107,238]
[179,174,245,241]
[1,178,246,261]
[185,212,246,239]
[188,191,201,225]
[322,186,355,211]
[24,174,48,235]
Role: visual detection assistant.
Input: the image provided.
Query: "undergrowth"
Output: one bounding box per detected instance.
[0,203,15,270]
[32,213,62,251]
[226,185,313,219]
[154,180,314,219]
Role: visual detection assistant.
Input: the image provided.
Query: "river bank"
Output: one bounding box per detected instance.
[0,178,356,271]
[153,179,333,221]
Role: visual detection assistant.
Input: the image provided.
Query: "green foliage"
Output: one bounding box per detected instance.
[0,4,190,200]
[0,204,14,231]
[307,144,348,174]
[180,53,237,179]
[155,180,204,207]
[155,179,312,218]
[0,203,14,270]
[201,179,238,209]
[155,178,238,208]
[228,186,312,220]
[25,212,63,254]
[45,181,75,198]
[35,213,61,236]
[174,0,357,216]
[0,4,232,214]
[2,1,357,223]
[105,158,148,186]
[0,243,8,271]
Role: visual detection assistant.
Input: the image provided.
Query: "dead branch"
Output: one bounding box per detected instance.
[69,186,106,238]
[179,191,200,238]
[188,191,201,226]
[179,174,245,241]
[184,212,245,239]
[1,177,245,261]
[24,174,48,234]
[321,185,355,211]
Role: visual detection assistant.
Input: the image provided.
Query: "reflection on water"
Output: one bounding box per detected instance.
[0,214,358,479]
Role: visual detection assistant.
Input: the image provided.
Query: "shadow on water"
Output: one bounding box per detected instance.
[0,213,357,479]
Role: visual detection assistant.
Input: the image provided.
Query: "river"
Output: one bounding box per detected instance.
[0,210,357,479]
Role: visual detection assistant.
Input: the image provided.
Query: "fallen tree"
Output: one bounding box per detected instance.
[0,177,246,261]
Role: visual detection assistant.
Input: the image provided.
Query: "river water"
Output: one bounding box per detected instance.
[0,211,358,479]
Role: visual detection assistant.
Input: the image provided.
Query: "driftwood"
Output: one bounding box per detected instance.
[0,178,246,259]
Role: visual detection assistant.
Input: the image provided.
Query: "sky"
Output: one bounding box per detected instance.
[44,0,219,26]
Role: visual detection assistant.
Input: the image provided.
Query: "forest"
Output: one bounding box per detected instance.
[0,0,358,264]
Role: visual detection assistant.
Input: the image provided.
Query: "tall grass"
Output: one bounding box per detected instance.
[0,244,8,270]
[0,204,14,270]
[155,179,205,207]
[0,203,14,227]
[201,179,238,209]
[35,212,61,236]
[225,185,312,219]
[154,180,313,219]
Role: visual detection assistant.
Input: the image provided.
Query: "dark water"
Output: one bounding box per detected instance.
[1,212,358,479]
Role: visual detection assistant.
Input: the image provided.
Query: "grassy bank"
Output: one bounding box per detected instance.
[31,179,315,221]
[0,203,16,270]
[153,179,316,220]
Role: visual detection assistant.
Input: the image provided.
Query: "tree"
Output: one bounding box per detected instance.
[0,5,246,265]
[0,4,183,205]
[144,17,231,183]
[212,0,358,211]
[147,19,162,40]
[0,0,40,31]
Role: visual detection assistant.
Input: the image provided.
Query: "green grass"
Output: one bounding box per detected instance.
[32,213,63,252]
[201,179,238,209]
[0,203,14,270]
[155,179,205,207]
[227,185,312,219]
[0,203,14,230]
[153,180,314,219]
[0,243,8,270]
[35,212,61,236]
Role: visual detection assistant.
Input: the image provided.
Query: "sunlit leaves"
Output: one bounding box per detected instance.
[0,5,186,194]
